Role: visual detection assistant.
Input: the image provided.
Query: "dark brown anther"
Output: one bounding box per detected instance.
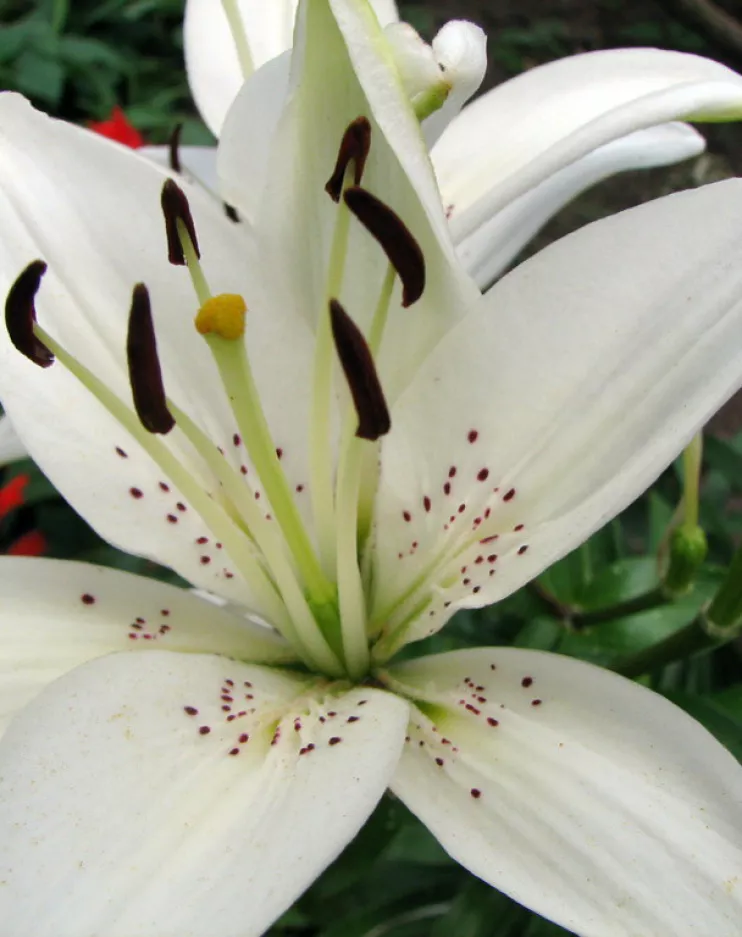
[168,123,183,174]
[5,260,54,368]
[329,299,390,441]
[325,117,372,203]
[344,187,425,307]
[160,178,200,266]
[127,284,175,435]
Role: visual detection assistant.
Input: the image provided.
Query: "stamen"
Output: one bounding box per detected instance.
[325,117,372,203]
[161,179,200,266]
[329,299,390,442]
[195,294,246,340]
[126,284,175,435]
[5,261,54,368]
[344,187,425,307]
[168,123,183,174]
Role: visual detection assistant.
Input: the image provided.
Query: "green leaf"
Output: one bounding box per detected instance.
[664,691,742,761]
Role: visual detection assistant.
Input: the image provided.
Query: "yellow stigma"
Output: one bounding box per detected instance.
[195,294,247,340]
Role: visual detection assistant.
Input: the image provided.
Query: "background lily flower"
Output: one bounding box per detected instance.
[178,0,742,288]
[1,1,742,936]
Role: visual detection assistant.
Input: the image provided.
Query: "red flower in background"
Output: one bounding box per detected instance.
[88,106,144,149]
[0,474,46,557]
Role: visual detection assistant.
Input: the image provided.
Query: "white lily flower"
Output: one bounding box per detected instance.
[178,0,742,289]
[2,1,742,935]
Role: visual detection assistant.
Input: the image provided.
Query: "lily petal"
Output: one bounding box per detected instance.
[140,145,220,200]
[371,180,742,649]
[0,557,294,737]
[387,648,742,937]
[184,0,399,136]
[224,0,478,399]
[0,94,317,615]
[434,48,742,247]
[457,121,706,288]
[0,650,409,937]
[0,414,25,466]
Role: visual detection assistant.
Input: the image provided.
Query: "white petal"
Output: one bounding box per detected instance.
[458,122,706,288]
[140,144,219,199]
[422,21,487,149]
[0,415,26,466]
[433,48,742,246]
[371,180,742,649]
[0,557,294,737]
[387,648,742,937]
[184,0,399,137]
[223,0,478,401]
[217,50,292,225]
[0,650,409,937]
[0,95,317,614]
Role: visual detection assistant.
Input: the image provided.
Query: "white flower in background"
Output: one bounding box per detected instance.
[175,0,742,287]
[2,1,742,936]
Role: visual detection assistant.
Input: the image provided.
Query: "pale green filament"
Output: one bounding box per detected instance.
[178,220,211,306]
[202,333,337,614]
[168,402,344,675]
[310,190,353,574]
[334,425,371,679]
[33,325,306,648]
[221,0,255,79]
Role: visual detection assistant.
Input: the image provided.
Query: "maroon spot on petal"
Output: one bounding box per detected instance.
[468,430,479,444]
[480,534,498,545]
[328,737,342,746]
[166,514,178,524]
[435,757,444,767]
[477,468,489,482]
[458,504,466,514]
[470,788,482,799]
[239,733,249,743]
[518,545,529,555]
[448,466,457,479]
[487,717,499,727]
[229,748,240,756]
[347,716,360,723]
[233,433,241,447]
[522,677,533,688]
[488,554,498,563]
[159,481,170,492]
[129,487,143,499]
[196,536,208,545]
[443,482,451,496]
[115,447,128,458]
[161,609,170,616]
[514,523,524,531]
[200,556,211,565]
[423,495,431,512]
[276,447,283,460]
[184,706,198,716]
[531,699,543,707]
[403,510,412,522]
[240,465,248,475]
[81,594,95,606]
[503,488,516,502]
[472,586,481,594]
[199,726,211,735]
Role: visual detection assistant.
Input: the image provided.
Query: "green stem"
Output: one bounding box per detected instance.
[614,609,726,678]
[573,585,668,627]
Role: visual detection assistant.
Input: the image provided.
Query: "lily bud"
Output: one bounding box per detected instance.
[664,525,708,595]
